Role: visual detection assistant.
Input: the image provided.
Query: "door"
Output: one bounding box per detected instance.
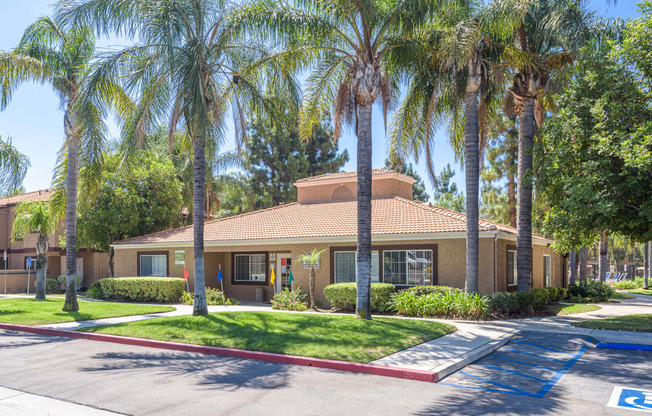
[76,257,84,284]
[275,254,292,293]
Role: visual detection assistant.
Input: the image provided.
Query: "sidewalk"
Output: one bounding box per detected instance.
[0,386,120,415]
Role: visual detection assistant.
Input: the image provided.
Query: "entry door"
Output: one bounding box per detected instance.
[276,254,292,293]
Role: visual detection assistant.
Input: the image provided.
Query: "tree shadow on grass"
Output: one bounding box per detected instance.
[81,351,291,391]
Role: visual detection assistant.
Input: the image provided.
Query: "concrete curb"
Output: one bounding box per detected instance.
[432,330,516,380]
[0,323,440,383]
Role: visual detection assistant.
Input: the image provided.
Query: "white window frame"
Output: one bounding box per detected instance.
[334,251,379,283]
[382,249,433,286]
[234,254,267,282]
[139,254,167,277]
[543,255,552,287]
[508,250,518,286]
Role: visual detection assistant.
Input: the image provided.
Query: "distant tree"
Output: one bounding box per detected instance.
[537,47,652,251]
[384,158,429,202]
[481,116,518,227]
[78,153,183,277]
[214,172,259,219]
[431,164,465,213]
[11,201,54,300]
[0,136,29,194]
[246,91,348,208]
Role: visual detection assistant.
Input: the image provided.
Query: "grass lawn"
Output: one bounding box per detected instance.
[610,292,636,300]
[554,304,601,316]
[572,314,652,332]
[625,288,652,296]
[80,312,456,363]
[0,298,175,325]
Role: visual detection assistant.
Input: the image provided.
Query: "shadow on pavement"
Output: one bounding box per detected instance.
[0,330,73,349]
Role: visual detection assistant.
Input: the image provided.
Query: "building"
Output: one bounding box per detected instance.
[0,189,108,293]
[112,169,566,304]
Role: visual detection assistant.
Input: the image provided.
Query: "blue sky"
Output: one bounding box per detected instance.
[0,0,642,195]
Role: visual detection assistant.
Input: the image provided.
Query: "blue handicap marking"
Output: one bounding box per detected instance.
[608,386,652,413]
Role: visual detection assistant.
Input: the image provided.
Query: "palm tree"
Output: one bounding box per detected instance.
[297,248,327,310]
[598,231,608,282]
[388,1,519,293]
[58,0,279,315]
[239,0,437,319]
[0,136,30,194]
[0,16,127,311]
[11,202,54,300]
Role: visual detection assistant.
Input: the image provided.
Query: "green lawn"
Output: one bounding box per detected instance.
[554,304,601,316]
[625,288,652,296]
[572,314,652,332]
[610,292,637,300]
[80,312,456,363]
[0,298,175,325]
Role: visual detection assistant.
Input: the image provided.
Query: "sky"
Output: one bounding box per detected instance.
[0,0,642,195]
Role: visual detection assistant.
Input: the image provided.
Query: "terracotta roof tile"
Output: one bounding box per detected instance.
[294,168,398,184]
[0,189,53,208]
[115,196,533,246]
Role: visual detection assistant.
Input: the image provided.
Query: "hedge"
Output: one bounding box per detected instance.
[567,281,613,302]
[99,277,185,303]
[391,289,488,319]
[486,287,567,317]
[323,282,395,313]
[406,285,462,296]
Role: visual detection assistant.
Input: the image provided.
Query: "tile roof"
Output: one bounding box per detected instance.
[115,196,533,246]
[0,189,53,208]
[294,168,401,184]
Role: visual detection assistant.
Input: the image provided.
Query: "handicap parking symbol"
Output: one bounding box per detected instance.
[608,386,652,413]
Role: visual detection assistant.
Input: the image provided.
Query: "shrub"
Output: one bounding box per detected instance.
[567,281,613,302]
[86,282,105,299]
[406,285,462,297]
[487,287,566,317]
[56,275,82,286]
[99,277,185,303]
[271,288,309,311]
[612,277,645,290]
[181,288,239,306]
[323,282,396,312]
[390,289,488,319]
[45,278,59,294]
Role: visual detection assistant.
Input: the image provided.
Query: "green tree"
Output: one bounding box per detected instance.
[296,248,327,311]
[431,164,465,213]
[59,0,276,315]
[0,136,29,194]
[246,91,348,208]
[384,158,429,202]
[11,202,54,300]
[537,47,652,251]
[0,16,129,311]
[78,153,183,277]
[240,0,436,319]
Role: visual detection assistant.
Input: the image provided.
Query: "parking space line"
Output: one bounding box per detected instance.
[438,382,529,397]
[477,363,549,383]
[535,346,587,398]
[458,371,538,397]
[512,340,576,356]
[500,348,568,363]
[488,354,557,371]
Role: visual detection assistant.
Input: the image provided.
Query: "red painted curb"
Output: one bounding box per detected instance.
[0,323,439,383]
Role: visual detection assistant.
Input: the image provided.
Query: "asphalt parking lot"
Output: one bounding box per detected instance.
[0,329,650,415]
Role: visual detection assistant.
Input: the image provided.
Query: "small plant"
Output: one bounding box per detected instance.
[86,282,105,299]
[181,288,239,306]
[45,278,59,294]
[57,275,82,286]
[390,289,488,320]
[271,288,309,311]
[567,281,613,302]
[612,277,645,290]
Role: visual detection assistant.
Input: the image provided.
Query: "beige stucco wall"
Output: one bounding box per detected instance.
[297,177,413,204]
[114,236,565,305]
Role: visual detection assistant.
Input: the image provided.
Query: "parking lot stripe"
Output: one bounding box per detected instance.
[500,348,568,363]
[512,340,576,356]
[488,354,557,372]
[477,363,548,383]
[438,382,530,397]
[534,346,587,398]
[458,371,538,397]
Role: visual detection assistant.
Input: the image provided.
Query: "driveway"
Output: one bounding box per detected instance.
[1,329,650,415]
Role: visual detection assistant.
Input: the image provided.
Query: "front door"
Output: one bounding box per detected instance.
[275,254,292,293]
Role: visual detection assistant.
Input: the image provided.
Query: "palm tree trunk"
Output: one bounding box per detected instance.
[516,97,535,292]
[508,173,516,228]
[569,250,577,285]
[578,247,588,284]
[63,107,79,311]
[108,246,115,278]
[192,132,208,316]
[35,233,48,300]
[464,90,479,293]
[309,267,316,310]
[355,102,373,320]
[599,231,608,282]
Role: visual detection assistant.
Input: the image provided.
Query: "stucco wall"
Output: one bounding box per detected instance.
[296,177,413,203]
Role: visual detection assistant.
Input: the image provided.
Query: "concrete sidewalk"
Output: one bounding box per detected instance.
[0,386,120,415]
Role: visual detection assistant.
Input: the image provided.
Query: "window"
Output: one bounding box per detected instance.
[140,254,167,277]
[234,254,267,282]
[544,255,552,287]
[507,250,517,286]
[334,251,379,283]
[383,250,433,286]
